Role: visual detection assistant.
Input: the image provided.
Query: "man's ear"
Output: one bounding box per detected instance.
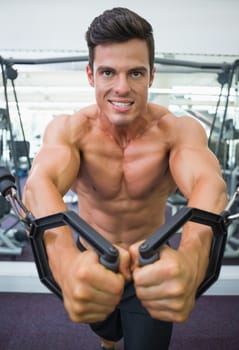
[86,64,94,87]
[149,66,156,87]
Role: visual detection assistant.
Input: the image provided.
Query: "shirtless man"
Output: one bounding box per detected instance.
[23,7,228,350]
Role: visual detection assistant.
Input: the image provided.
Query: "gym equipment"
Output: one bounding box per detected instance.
[0,166,119,299]
[0,166,238,300]
[0,194,24,256]
[140,207,227,298]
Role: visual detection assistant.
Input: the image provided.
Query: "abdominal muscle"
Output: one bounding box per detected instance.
[76,181,172,250]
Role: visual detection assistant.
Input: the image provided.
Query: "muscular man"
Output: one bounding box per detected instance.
[23,7,227,350]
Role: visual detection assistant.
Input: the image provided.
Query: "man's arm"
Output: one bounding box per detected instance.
[170,117,227,213]
[23,115,129,323]
[169,117,227,293]
[130,116,228,322]
[23,115,81,283]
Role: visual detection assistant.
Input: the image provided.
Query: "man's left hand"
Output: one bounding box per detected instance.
[130,243,198,322]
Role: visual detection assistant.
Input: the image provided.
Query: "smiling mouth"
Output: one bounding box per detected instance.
[109,100,134,110]
[111,101,132,106]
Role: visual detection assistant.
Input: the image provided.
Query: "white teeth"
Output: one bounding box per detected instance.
[111,101,131,107]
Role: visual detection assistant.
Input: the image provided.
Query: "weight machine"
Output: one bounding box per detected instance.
[0,57,31,257]
[0,166,239,299]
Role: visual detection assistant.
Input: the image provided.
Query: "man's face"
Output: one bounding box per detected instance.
[86,39,155,126]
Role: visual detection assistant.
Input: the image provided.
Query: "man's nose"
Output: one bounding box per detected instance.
[114,75,130,95]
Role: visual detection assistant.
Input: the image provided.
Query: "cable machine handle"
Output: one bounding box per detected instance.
[0,167,119,299]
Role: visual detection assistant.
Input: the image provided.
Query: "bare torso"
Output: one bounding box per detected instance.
[71,104,177,248]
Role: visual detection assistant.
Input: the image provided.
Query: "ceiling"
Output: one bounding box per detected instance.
[0,0,238,159]
[0,0,239,56]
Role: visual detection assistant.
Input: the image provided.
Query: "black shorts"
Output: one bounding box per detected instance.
[76,240,173,350]
[89,281,173,350]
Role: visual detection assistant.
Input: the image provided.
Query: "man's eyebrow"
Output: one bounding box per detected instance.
[129,66,148,72]
[96,65,148,72]
[96,65,114,71]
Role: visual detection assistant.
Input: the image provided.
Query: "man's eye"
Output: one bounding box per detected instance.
[131,71,142,78]
[103,71,113,77]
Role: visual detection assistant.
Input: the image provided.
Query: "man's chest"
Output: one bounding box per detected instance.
[79,140,173,199]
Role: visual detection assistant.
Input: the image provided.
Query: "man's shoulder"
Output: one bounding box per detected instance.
[43,105,97,143]
[150,104,203,130]
[148,104,206,145]
[70,104,98,122]
[51,105,98,127]
[149,103,181,126]
[149,103,170,117]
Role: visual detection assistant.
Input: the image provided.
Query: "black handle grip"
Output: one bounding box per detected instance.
[30,211,120,299]
[139,207,193,265]
[139,207,228,298]
[0,166,120,299]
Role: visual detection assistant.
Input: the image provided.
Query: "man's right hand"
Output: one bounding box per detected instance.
[59,246,131,323]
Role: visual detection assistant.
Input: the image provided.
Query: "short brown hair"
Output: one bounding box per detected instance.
[85,7,155,72]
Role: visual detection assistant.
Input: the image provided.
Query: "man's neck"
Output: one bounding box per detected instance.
[99,115,148,148]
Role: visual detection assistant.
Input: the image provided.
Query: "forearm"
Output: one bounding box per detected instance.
[186,174,228,214]
[23,173,68,217]
[23,175,79,285]
[179,221,212,289]
[180,177,228,288]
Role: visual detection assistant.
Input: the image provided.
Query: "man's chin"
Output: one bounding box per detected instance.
[111,115,135,126]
